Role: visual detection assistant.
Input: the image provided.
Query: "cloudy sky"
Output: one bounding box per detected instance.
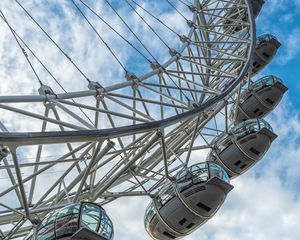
[0,0,300,239]
[105,1,300,239]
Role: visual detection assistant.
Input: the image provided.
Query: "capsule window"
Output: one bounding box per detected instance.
[186,223,195,229]
[163,231,176,239]
[235,160,242,166]
[197,202,211,212]
[262,52,270,58]
[81,204,101,232]
[194,185,206,192]
[184,186,206,198]
[240,164,247,169]
[178,218,187,226]
[253,61,261,69]
[254,108,259,114]
[250,147,260,155]
[265,98,274,105]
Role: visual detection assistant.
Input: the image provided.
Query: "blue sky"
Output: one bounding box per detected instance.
[97,1,300,239]
[255,0,300,105]
[0,0,300,239]
[107,1,300,239]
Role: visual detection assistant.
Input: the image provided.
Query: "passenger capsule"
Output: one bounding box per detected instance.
[251,0,265,18]
[252,34,281,75]
[230,76,288,124]
[144,162,233,240]
[223,0,265,33]
[207,119,277,178]
[24,202,114,240]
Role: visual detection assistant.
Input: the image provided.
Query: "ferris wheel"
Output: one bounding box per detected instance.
[0,0,286,239]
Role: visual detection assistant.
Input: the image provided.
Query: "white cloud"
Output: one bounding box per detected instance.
[276,28,300,65]
[0,1,299,240]
[105,98,300,240]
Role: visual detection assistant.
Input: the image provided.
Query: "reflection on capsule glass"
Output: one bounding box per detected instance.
[23,202,114,240]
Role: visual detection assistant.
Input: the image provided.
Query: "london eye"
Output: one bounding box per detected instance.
[0,0,287,239]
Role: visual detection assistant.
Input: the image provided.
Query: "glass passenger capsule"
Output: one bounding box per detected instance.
[252,34,281,75]
[230,76,288,124]
[207,119,277,178]
[144,162,233,240]
[223,0,264,33]
[251,0,265,18]
[23,202,114,240]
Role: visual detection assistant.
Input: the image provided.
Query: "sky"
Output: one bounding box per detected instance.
[0,0,300,239]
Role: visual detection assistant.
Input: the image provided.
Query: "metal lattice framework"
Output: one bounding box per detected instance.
[0,0,255,239]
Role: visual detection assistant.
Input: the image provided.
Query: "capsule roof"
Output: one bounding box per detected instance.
[230,118,273,135]
[176,162,230,187]
[211,118,274,146]
[250,75,284,92]
[256,34,281,48]
[24,202,114,240]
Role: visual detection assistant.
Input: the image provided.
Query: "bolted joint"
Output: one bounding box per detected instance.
[169,48,181,59]
[188,4,197,12]
[88,81,103,90]
[125,72,138,81]
[38,85,57,107]
[156,130,163,138]
[188,101,200,109]
[151,62,165,74]
[107,140,116,149]
[150,62,160,70]
[30,215,41,226]
[125,72,140,90]
[84,152,92,161]
[168,176,176,182]
[223,99,229,105]
[0,146,9,160]
[88,81,105,100]
[130,164,138,172]
[179,35,191,45]
[186,20,195,28]
[38,85,55,96]
[201,112,208,119]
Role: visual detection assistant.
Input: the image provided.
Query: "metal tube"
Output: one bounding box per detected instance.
[91,132,160,200]
[10,148,31,221]
[73,140,115,202]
